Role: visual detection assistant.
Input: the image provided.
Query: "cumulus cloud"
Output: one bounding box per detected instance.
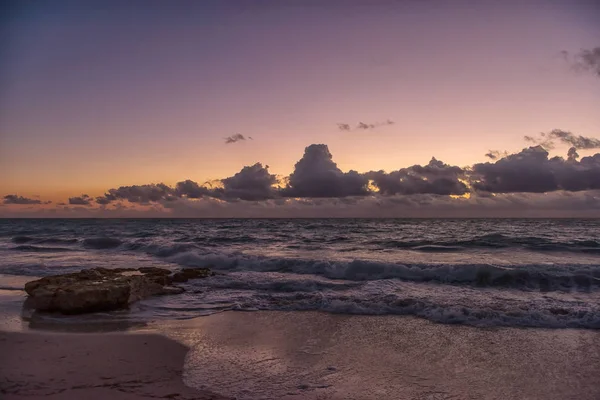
[12,134,600,217]
[367,158,468,196]
[3,195,47,205]
[174,179,212,199]
[524,129,600,151]
[337,120,394,131]
[219,163,278,201]
[68,194,92,205]
[472,146,600,193]
[564,47,600,77]
[282,144,369,197]
[224,133,251,144]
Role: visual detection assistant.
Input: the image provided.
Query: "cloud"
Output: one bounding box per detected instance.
[567,147,579,162]
[3,195,46,205]
[548,129,600,149]
[175,179,212,199]
[68,194,92,205]
[357,122,376,130]
[10,136,600,217]
[472,146,600,193]
[524,129,600,151]
[367,158,468,196]
[337,120,394,131]
[224,133,250,144]
[4,191,600,219]
[282,144,369,197]
[219,163,278,201]
[96,184,176,204]
[564,47,600,77]
[485,150,509,160]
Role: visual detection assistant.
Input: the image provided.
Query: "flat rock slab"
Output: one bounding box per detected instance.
[24,267,213,314]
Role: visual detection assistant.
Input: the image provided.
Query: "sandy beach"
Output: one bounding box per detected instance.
[2,310,600,399]
[0,330,230,400]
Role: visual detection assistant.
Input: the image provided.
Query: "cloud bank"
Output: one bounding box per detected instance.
[4,132,600,217]
[3,195,45,205]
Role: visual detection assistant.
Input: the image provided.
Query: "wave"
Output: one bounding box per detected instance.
[148,272,600,329]
[248,291,600,329]
[10,245,74,252]
[0,285,24,291]
[411,245,464,252]
[161,251,600,291]
[11,236,35,244]
[368,233,600,253]
[11,236,78,245]
[83,237,123,249]
[0,265,86,277]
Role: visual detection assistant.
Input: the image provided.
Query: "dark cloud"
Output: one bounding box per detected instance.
[367,158,468,196]
[282,144,369,198]
[564,47,600,77]
[485,150,509,160]
[567,147,579,162]
[3,195,45,205]
[13,135,600,216]
[524,129,600,151]
[224,133,248,144]
[472,146,600,193]
[337,120,394,131]
[548,129,600,149]
[95,192,118,205]
[175,180,212,199]
[96,184,176,204]
[357,122,376,130]
[219,163,278,201]
[68,194,92,205]
[524,132,555,150]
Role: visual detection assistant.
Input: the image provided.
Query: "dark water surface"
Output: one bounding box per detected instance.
[1,219,599,328]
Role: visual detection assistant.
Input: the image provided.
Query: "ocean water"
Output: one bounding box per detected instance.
[0,218,599,329]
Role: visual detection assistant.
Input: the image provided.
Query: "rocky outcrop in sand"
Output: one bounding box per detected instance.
[24,267,213,314]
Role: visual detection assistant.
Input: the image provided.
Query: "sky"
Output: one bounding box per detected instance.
[1,0,600,217]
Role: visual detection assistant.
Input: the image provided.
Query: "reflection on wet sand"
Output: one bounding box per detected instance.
[159,311,600,400]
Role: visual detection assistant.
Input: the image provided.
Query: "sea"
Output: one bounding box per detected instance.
[0,218,599,329]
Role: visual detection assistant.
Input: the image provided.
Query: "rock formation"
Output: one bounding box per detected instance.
[24,267,214,314]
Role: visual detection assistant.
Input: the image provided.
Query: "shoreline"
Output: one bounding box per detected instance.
[2,309,600,399]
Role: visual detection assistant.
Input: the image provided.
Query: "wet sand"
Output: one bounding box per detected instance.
[159,311,600,400]
[1,310,599,399]
[0,330,229,400]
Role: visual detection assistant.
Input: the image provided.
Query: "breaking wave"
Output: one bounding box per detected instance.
[10,245,74,253]
[368,233,600,253]
[11,236,78,245]
[160,251,600,291]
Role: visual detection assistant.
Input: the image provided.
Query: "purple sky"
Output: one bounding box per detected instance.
[1,0,599,217]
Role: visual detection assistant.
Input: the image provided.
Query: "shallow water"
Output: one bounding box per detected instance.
[1,218,599,328]
[160,311,600,400]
